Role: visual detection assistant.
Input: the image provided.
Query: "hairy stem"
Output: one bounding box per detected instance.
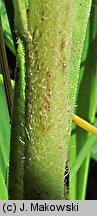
[8,40,25,199]
[24,0,74,199]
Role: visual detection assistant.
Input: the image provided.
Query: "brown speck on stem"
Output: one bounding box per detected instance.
[61,41,65,50]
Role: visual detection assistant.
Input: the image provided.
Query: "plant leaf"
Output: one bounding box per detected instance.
[70,134,97,181]
[0,0,15,55]
[0,75,10,199]
[0,171,8,200]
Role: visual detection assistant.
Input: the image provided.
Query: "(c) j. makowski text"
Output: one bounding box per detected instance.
[19,202,79,212]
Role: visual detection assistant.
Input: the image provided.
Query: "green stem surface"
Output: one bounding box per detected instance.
[8,40,25,199]
[24,0,74,199]
[9,0,92,200]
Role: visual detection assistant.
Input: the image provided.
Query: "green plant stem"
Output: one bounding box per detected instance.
[8,40,25,199]
[9,0,92,199]
[24,0,74,200]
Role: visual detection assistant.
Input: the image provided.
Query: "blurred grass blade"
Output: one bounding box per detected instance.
[0,75,11,198]
[0,172,8,200]
[3,30,16,56]
[0,0,15,54]
[91,138,97,161]
[91,119,97,161]
[70,135,97,181]
[0,15,13,118]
